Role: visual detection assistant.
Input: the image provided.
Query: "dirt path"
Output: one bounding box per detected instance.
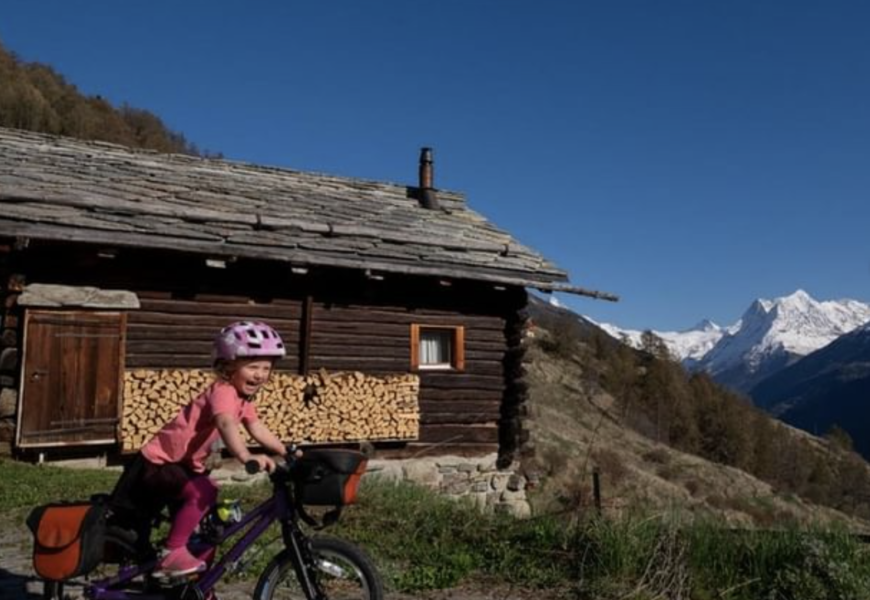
[0,509,43,599]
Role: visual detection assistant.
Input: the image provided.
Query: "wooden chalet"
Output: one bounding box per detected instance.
[0,127,614,463]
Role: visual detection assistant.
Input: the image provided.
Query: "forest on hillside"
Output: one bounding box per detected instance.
[531,301,870,520]
[0,40,214,156]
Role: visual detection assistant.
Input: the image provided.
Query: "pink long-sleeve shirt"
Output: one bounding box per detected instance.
[141,380,258,473]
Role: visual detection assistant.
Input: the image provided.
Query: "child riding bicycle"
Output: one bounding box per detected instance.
[115,321,290,577]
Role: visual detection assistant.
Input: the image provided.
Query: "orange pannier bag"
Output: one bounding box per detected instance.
[27,501,108,581]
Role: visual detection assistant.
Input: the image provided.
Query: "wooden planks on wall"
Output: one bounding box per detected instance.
[125,296,302,370]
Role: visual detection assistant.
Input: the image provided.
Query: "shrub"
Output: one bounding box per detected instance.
[687,524,870,600]
[643,448,670,465]
[592,449,628,486]
[656,463,682,482]
[684,479,702,497]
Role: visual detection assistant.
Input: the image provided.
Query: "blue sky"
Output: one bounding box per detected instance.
[2,1,869,331]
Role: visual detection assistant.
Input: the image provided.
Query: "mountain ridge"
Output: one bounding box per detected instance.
[751,324,870,457]
[594,289,870,392]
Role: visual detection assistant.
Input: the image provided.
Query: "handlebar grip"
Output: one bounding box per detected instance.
[245,460,261,475]
[284,444,302,467]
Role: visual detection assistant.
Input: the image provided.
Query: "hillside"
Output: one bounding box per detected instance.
[0,40,211,155]
[523,297,870,528]
[752,323,870,458]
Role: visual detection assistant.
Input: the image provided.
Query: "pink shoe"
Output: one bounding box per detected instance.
[196,546,217,565]
[156,546,207,577]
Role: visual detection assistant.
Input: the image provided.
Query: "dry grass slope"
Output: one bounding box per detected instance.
[521,329,870,532]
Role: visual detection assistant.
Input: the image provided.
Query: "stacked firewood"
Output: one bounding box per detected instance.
[121,368,420,452]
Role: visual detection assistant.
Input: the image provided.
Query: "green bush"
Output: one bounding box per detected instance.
[686,522,870,600]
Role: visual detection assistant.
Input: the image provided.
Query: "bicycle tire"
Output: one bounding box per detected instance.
[253,536,383,600]
[42,580,63,600]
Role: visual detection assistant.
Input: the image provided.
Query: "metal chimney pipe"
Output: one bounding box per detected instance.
[419,147,433,189]
[418,147,439,210]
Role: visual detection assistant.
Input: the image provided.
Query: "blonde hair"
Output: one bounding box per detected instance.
[214,359,235,381]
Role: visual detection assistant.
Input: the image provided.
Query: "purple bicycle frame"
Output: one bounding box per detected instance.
[88,491,289,600]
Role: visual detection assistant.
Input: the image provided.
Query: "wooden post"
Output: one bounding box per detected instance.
[593,467,602,515]
[299,295,313,376]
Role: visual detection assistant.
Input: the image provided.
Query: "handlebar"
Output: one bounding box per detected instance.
[244,444,301,475]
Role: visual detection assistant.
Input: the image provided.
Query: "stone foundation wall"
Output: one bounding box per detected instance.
[365,453,531,517]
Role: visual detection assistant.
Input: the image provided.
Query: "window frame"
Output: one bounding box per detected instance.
[410,324,465,371]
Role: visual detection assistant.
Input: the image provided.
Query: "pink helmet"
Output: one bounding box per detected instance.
[213,321,286,363]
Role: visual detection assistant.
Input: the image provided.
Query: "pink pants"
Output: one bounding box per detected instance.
[166,475,219,549]
[133,456,220,551]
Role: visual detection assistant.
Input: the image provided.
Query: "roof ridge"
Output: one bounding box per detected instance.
[0,126,467,201]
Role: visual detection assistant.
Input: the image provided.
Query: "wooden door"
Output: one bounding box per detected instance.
[17,311,126,447]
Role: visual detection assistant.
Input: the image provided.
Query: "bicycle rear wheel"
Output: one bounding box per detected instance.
[253,536,383,600]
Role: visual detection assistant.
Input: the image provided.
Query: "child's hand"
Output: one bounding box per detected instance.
[249,454,277,473]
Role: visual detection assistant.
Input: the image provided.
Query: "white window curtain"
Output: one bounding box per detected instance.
[420,330,452,365]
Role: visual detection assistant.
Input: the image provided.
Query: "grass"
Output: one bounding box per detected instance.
[0,457,120,510]
[7,459,870,599]
[334,479,575,591]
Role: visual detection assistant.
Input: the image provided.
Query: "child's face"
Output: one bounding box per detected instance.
[229,359,273,398]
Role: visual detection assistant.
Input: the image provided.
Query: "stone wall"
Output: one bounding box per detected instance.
[365,453,531,517]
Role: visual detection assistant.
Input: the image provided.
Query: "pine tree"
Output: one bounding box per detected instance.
[824,424,855,452]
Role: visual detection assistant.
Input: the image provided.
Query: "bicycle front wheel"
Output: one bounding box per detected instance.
[42,580,63,600]
[253,536,383,600]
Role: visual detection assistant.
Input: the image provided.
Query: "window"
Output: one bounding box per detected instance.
[410,324,465,371]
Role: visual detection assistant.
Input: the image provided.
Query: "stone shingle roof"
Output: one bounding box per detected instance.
[0,128,614,298]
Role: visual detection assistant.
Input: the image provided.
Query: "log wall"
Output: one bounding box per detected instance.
[126,293,303,371]
[5,241,530,459]
[0,238,20,455]
[309,301,507,450]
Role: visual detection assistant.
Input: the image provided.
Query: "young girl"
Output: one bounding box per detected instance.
[133,321,289,576]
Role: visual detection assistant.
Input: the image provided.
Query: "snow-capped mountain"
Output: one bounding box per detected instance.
[697,290,870,392]
[594,290,870,393]
[594,319,728,364]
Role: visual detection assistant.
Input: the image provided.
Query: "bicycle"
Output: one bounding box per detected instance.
[40,447,384,600]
